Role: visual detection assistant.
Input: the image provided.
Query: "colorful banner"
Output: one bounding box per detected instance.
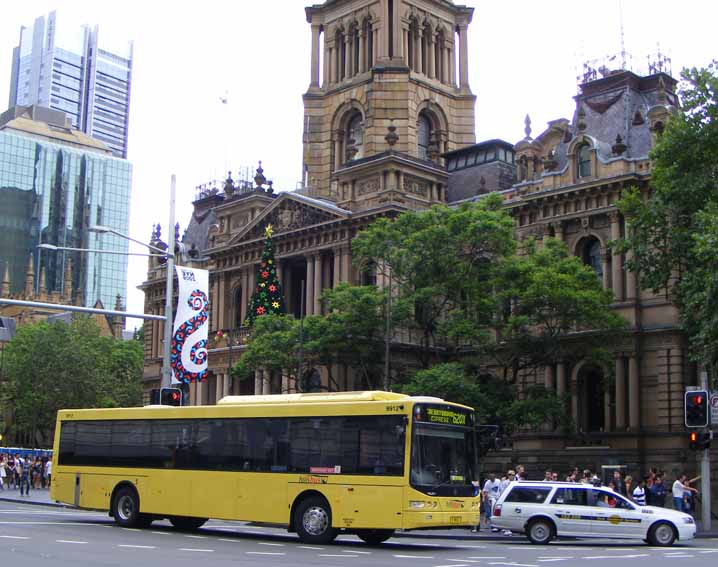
[171,266,209,383]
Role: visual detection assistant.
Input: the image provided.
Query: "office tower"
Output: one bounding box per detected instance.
[8,11,133,158]
[0,105,132,310]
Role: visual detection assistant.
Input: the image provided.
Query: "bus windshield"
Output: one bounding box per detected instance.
[410,404,475,497]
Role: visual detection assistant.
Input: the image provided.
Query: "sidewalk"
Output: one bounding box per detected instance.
[2,488,717,539]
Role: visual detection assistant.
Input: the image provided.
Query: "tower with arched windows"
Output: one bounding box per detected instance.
[302,0,476,210]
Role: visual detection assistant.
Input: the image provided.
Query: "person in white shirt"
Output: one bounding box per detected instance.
[499,470,516,495]
[44,459,52,488]
[632,478,646,506]
[483,473,501,531]
[672,473,696,512]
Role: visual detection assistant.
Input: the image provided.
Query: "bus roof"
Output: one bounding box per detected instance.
[217,390,412,406]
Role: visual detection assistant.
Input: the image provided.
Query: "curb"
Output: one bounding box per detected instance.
[0,496,68,509]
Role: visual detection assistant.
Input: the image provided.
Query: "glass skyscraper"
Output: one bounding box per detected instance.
[0,105,132,310]
[8,11,133,159]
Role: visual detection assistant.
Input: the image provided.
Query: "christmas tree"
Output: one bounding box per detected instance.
[246,224,286,325]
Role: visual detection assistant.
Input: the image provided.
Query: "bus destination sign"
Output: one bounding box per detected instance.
[424,407,469,426]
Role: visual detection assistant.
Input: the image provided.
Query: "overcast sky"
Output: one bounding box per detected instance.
[0,0,715,329]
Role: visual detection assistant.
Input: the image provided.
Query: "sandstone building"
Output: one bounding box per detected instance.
[141,0,711,488]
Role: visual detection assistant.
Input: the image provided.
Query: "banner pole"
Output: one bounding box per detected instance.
[161,175,176,388]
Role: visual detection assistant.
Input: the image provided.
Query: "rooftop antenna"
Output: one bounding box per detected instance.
[618,0,627,70]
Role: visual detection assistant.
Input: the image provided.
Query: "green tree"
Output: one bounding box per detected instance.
[399,363,567,434]
[352,195,515,365]
[614,62,718,375]
[233,314,299,385]
[491,238,625,383]
[245,225,286,325]
[1,317,143,446]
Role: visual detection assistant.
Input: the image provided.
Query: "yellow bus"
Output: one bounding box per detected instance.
[51,391,480,544]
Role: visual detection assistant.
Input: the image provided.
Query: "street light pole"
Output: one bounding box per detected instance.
[384,266,392,392]
[161,175,177,388]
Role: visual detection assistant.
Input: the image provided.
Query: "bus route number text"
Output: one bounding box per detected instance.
[426,408,467,426]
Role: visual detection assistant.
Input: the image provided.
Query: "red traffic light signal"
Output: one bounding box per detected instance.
[684,389,709,428]
[160,387,182,406]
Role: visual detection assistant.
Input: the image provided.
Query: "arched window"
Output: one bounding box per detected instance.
[577,144,592,178]
[582,238,603,279]
[417,112,433,160]
[345,111,364,161]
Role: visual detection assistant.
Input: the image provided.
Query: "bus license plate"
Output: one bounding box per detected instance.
[450,516,462,524]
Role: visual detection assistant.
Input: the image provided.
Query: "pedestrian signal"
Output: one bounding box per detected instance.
[684,389,709,428]
[689,430,712,451]
[160,387,183,406]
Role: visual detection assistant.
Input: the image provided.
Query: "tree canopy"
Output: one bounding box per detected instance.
[1,317,143,446]
[615,62,718,375]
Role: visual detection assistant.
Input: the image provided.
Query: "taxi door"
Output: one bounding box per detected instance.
[547,487,594,536]
[589,489,644,538]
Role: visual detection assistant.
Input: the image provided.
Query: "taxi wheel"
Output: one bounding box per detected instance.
[527,518,554,545]
[648,521,676,546]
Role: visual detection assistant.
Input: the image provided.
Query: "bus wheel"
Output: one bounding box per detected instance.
[170,516,208,531]
[112,486,142,528]
[357,529,394,545]
[295,496,338,544]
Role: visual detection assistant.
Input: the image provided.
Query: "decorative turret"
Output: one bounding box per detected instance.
[63,259,73,302]
[112,294,125,339]
[24,254,35,297]
[1,262,10,296]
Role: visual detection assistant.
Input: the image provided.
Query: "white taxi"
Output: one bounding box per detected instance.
[491,481,695,546]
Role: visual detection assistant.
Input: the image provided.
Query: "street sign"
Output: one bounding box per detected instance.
[710,393,718,428]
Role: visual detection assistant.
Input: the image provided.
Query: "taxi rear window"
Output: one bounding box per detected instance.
[504,486,552,503]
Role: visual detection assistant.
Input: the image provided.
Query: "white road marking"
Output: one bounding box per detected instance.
[661,554,694,558]
[488,563,538,567]
[581,555,648,560]
[56,540,88,544]
[179,548,215,552]
[258,542,284,546]
[434,565,469,567]
[151,531,171,535]
[343,549,372,554]
[462,545,487,549]
[698,550,718,553]
[0,535,30,540]
[121,528,141,532]
[320,554,358,558]
[246,551,285,556]
[537,558,574,561]
[118,544,157,549]
[185,534,208,539]
[537,560,572,563]
[219,538,242,543]
[447,560,481,564]
[298,545,324,550]
[467,557,507,560]
[393,554,435,559]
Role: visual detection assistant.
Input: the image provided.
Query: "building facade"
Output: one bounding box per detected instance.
[0,105,133,310]
[140,1,712,489]
[8,11,133,158]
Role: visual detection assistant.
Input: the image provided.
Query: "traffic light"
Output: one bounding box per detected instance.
[689,431,712,451]
[160,387,183,406]
[684,389,709,427]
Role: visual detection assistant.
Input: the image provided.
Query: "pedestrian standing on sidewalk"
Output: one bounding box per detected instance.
[18,460,31,496]
[672,473,696,512]
[650,475,667,507]
[632,478,647,506]
[7,456,16,489]
[483,473,501,530]
[0,456,6,490]
[44,458,52,489]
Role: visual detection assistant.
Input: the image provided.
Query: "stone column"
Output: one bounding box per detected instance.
[215,372,224,403]
[254,369,263,395]
[402,27,409,66]
[223,373,230,400]
[449,46,455,86]
[333,131,344,170]
[218,274,226,329]
[189,381,197,406]
[603,386,612,432]
[323,41,331,87]
[196,380,204,406]
[313,253,323,315]
[609,212,624,301]
[556,362,567,397]
[358,31,366,73]
[381,0,390,58]
[458,24,469,89]
[346,34,354,77]
[333,248,342,287]
[427,32,436,78]
[442,45,449,83]
[415,29,424,74]
[263,370,271,395]
[571,379,579,431]
[310,23,321,87]
[615,355,626,429]
[240,268,249,323]
[306,255,315,316]
[329,45,337,84]
[342,246,352,284]
[628,353,640,430]
[554,222,565,242]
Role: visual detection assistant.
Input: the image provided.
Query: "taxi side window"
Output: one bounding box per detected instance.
[504,487,552,503]
[550,487,589,506]
[589,489,634,510]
